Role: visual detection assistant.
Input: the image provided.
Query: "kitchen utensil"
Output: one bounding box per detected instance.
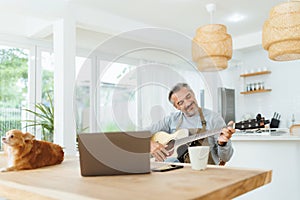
[270,112,280,128]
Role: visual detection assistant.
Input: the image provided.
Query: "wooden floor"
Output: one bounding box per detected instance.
[0,153,272,200]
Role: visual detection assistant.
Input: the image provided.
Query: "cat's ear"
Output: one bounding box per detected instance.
[23,132,35,141]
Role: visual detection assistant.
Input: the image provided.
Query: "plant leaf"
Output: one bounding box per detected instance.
[22,92,54,135]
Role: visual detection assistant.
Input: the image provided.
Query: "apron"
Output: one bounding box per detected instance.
[176,107,215,164]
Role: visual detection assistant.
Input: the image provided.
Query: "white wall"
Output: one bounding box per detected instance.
[220,47,300,128]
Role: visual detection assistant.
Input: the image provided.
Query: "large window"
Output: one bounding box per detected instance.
[41,51,54,101]
[98,60,138,132]
[0,46,29,149]
[75,56,91,133]
[41,52,90,134]
[75,59,138,133]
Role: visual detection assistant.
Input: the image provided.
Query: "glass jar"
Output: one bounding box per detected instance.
[261,82,265,90]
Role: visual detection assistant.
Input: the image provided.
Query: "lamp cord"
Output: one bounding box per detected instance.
[210,11,213,24]
[206,3,216,24]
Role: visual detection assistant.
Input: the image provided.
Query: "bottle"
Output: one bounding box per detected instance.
[258,82,262,90]
[292,114,295,126]
[256,82,260,90]
[261,82,265,90]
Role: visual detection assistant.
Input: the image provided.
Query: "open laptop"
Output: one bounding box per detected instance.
[78,131,152,176]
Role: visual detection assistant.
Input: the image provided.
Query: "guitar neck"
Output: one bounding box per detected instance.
[172,117,270,148]
[174,123,235,148]
[173,128,219,147]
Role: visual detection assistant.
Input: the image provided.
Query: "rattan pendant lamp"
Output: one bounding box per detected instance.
[262,0,300,61]
[192,3,232,72]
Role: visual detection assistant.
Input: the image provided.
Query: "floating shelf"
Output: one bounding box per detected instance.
[240,70,271,77]
[240,89,272,95]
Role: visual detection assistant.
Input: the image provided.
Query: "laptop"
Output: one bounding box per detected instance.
[78,131,152,176]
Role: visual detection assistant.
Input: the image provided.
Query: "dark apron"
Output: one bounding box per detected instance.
[176,107,215,164]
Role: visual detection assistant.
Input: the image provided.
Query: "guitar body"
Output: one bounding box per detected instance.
[151,129,189,160]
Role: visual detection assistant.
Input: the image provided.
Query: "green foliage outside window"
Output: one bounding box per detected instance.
[0,48,28,108]
[0,48,28,149]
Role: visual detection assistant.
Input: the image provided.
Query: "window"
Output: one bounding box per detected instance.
[75,56,91,133]
[75,58,139,133]
[0,46,29,149]
[41,51,54,101]
[98,60,138,132]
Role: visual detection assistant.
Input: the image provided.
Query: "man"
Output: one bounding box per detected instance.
[150,83,235,165]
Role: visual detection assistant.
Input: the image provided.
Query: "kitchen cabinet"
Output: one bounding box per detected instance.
[230,135,300,200]
[240,70,271,95]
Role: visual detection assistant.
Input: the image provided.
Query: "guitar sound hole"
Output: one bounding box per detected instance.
[166,140,175,156]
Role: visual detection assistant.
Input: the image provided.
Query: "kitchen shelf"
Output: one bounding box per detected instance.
[240,89,272,95]
[240,70,271,77]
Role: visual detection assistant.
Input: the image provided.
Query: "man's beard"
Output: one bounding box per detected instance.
[184,102,198,117]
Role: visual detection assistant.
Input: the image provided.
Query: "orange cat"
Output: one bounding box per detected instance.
[1,129,64,172]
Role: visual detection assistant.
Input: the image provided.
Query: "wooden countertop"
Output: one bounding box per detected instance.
[0,155,272,200]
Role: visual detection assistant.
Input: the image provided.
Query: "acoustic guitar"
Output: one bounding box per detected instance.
[151,118,269,160]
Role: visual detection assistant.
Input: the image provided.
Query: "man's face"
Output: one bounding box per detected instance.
[170,87,199,117]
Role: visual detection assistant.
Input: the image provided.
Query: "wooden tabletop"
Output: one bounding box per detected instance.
[0,155,272,200]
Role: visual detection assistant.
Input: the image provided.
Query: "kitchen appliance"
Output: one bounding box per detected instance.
[218,87,235,124]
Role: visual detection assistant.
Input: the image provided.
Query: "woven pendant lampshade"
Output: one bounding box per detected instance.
[192,3,232,72]
[262,1,300,61]
[192,24,232,71]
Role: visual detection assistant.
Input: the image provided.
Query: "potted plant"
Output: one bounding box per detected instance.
[23,93,54,142]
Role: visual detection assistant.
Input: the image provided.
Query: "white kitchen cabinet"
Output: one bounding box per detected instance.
[229,135,300,200]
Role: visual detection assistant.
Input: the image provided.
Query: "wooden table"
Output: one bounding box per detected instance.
[0,155,272,200]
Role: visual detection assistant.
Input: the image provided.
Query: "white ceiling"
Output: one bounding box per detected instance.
[0,0,288,50]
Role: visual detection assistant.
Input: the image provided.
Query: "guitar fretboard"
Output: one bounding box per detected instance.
[173,122,237,147]
[172,119,268,148]
[174,128,223,147]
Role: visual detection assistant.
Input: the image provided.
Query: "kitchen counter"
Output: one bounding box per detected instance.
[232,134,300,141]
[228,132,300,200]
[233,128,300,141]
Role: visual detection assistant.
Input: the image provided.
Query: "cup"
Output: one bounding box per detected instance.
[188,146,209,170]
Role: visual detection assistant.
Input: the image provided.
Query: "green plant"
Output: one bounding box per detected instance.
[23,93,54,142]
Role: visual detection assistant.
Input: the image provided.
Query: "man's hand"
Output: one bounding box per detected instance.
[150,140,169,162]
[218,121,235,146]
